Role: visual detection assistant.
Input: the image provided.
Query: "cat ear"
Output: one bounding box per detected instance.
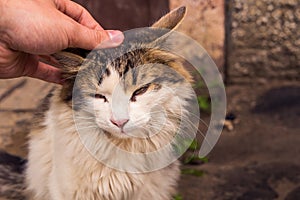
[49,50,86,103]
[146,6,186,46]
[51,50,85,80]
[52,51,84,69]
[151,6,186,30]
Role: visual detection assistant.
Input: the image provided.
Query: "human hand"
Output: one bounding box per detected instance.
[0,0,124,84]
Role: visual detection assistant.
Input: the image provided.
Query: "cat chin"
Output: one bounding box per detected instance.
[111,133,131,139]
[101,128,132,139]
[104,128,147,139]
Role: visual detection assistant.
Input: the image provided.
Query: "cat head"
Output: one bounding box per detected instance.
[53,7,194,138]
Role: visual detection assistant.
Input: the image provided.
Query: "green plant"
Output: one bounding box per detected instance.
[181,168,204,177]
[173,194,183,200]
[197,96,211,112]
[188,139,198,151]
[199,156,209,163]
[184,154,209,164]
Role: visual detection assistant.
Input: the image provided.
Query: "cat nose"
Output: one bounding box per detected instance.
[110,117,129,128]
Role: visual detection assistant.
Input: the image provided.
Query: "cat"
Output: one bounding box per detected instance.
[2,6,198,200]
[0,151,27,200]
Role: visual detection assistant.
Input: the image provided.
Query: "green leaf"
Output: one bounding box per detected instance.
[173,194,183,200]
[188,139,198,150]
[199,156,209,163]
[197,96,210,111]
[184,155,209,164]
[181,168,204,177]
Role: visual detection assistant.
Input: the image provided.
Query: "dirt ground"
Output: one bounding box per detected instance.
[0,78,299,200]
[178,81,300,200]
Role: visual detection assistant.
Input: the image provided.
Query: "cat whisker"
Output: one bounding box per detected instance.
[159,111,208,130]
[76,125,99,129]
[75,119,96,122]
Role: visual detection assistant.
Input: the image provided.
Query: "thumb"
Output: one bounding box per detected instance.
[69,26,124,50]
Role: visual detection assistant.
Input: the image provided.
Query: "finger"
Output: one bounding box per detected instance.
[23,55,62,84]
[68,25,124,49]
[56,0,103,30]
[28,61,62,84]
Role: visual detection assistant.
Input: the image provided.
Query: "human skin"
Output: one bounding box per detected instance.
[0,0,124,84]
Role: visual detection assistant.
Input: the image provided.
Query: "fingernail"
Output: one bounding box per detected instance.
[108,30,124,44]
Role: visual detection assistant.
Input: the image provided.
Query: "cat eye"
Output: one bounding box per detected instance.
[95,94,108,102]
[131,84,150,102]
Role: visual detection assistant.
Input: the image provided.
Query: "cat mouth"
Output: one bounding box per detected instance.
[120,128,126,134]
[115,127,141,138]
[109,127,128,136]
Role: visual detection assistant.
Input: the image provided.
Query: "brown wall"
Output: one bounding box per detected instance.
[73,0,169,30]
[73,0,299,83]
[73,0,225,71]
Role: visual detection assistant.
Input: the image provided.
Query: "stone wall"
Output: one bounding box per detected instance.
[226,0,300,83]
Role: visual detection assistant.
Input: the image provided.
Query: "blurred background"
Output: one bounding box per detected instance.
[0,0,299,199]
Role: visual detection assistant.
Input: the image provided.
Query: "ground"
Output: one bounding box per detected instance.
[0,78,299,200]
[179,81,300,200]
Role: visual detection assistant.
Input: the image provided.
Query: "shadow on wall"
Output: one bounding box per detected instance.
[73,0,170,31]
